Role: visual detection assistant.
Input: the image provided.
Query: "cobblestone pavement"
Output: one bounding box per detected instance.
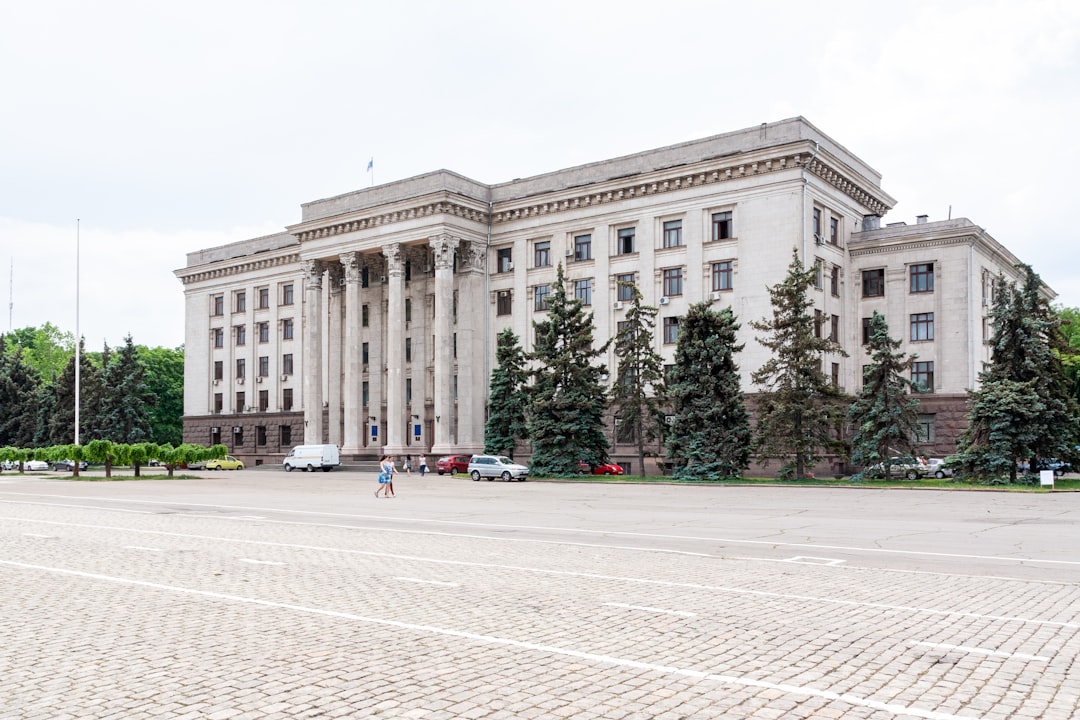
[1,473,1078,719]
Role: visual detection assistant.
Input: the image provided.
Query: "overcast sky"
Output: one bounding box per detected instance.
[2,0,1077,350]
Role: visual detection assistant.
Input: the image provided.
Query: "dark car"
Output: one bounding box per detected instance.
[1034,458,1072,477]
[579,461,625,476]
[436,454,471,475]
[51,460,88,471]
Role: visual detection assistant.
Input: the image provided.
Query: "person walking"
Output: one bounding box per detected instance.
[418,454,428,477]
[404,455,413,474]
[375,454,395,498]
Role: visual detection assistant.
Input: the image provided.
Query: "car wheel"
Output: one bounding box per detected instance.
[603,471,611,475]
[438,470,444,475]
[471,470,481,481]
[322,467,331,472]
[307,464,314,472]
[237,465,244,470]
[501,471,511,481]
[285,464,293,472]
[906,470,919,480]
[1056,468,1065,477]
[935,470,946,478]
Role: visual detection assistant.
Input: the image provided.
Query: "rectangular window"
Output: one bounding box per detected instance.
[813,207,822,240]
[910,263,934,293]
[574,279,592,306]
[406,378,412,405]
[662,220,682,248]
[814,309,823,339]
[235,291,246,313]
[236,391,246,412]
[911,312,935,341]
[236,358,246,379]
[915,413,936,443]
[213,393,223,413]
[258,356,269,377]
[711,211,733,240]
[831,362,840,387]
[361,267,369,288]
[813,259,823,289]
[862,268,885,298]
[282,353,293,375]
[616,273,635,301]
[281,283,294,305]
[534,240,551,268]
[213,328,224,348]
[235,325,246,346]
[362,381,369,407]
[617,227,636,255]
[212,295,224,316]
[830,266,840,297]
[282,388,293,411]
[497,247,513,273]
[712,261,733,291]
[662,268,683,297]
[912,361,934,393]
[663,317,680,344]
[258,322,269,343]
[257,425,267,446]
[213,360,223,381]
[362,342,369,365]
[534,285,551,311]
[258,390,268,413]
[282,318,294,340]
[280,425,291,446]
[405,298,412,323]
[362,304,369,327]
[830,217,839,245]
[861,317,872,345]
[258,287,269,309]
[574,234,592,261]
[830,314,840,342]
[405,337,412,363]
[496,290,512,316]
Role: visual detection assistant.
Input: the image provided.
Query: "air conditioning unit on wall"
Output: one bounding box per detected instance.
[613,301,624,310]
[710,291,722,302]
[659,297,670,305]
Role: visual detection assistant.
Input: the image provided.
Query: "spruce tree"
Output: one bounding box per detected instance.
[751,251,847,479]
[484,328,530,457]
[527,264,610,475]
[847,311,921,479]
[611,282,667,476]
[46,340,101,445]
[0,336,43,447]
[99,335,156,444]
[666,303,751,480]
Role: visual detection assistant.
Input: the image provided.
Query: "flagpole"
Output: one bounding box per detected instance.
[74,218,81,446]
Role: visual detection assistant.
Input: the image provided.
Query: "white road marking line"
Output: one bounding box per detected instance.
[394,577,459,587]
[604,602,695,617]
[124,546,164,552]
[0,558,975,720]
[186,514,266,521]
[2,514,1075,630]
[784,556,845,566]
[22,532,54,538]
[911,641,1051,662]
[238,558,286,566]
[3,491,1077,568]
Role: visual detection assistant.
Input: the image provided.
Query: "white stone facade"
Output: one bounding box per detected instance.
[175,117,1046,469]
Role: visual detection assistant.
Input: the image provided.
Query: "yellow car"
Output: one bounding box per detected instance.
[205,455,245,471]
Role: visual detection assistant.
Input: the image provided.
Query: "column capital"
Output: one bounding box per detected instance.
[463,242,487,273]
[340,252,362,284]
[301,259,324,289]
[326,262,343,293]
[382,243,405,276]
[428,234,460,271]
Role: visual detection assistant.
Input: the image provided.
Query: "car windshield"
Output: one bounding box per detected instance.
[496,457,514,464]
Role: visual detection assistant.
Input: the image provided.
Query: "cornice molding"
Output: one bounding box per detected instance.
[293,201,487,243]
[849,234,980,257]
[177,253,300,285]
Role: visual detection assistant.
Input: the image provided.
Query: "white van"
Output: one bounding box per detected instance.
[283,445,341,472]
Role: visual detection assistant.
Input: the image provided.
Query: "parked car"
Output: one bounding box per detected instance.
[579,461,625,475]
[1034,458,1072,477]
[283,444,340,472]
[468,454,529,481]
[925,458,953,478]
[436,454,471,475]
[24,460,50,471]
[864,456,929,480]
[51,460,89,472]
[205,455,245,471]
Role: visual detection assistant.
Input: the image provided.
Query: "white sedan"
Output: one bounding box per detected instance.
[24,460,50,471]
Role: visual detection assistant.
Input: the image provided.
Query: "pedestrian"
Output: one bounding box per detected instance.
[375,454,395,498]
[404,455,413,474]
[418,454,428,477]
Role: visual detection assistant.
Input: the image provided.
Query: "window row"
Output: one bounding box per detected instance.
[213,284,295,316]
[213,354,295,381]
[861,263,935,298]
[209,423,292,449]
[860,313,935,344]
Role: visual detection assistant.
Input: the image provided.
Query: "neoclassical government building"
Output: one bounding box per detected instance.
[176,117,1043,471]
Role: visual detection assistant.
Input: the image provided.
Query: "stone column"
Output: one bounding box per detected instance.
[340,253,363,455]
[301,259,324,444]
[326,263,343,448]
[366,257,384,449]
[383,243,407,455]
[457,242,487,453]
[429,234,459,455]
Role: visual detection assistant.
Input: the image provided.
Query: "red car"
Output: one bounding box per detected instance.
[436,454,472,475]
[579,461,625,476]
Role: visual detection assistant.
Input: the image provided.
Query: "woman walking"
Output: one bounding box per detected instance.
[418,454,428,477]
[375,454,395,498]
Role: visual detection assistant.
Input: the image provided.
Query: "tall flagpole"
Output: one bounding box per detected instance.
[74,219,80,446]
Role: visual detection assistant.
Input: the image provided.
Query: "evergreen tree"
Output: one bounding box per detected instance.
[955,268,1080,482]
[0,336,43,447]
[527,263,610,475]
[847,311,922,479]
[46,340,102,445]
[611,282,667,476]
[751,251,848,479]
[666,303,751,480]
[484,328,529,457]
[99,335,156,444]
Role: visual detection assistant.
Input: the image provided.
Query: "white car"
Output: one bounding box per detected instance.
[468,455,529,482]
[25,460,50,471]
[926,458,953,478]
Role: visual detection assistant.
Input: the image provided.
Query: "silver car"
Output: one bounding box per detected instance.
[468,454,529,482]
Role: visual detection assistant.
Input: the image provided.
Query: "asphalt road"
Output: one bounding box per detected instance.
[1,470,1078,719]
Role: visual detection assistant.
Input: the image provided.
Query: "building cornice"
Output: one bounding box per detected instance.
[175,252,301,285]
[288,197,489,244]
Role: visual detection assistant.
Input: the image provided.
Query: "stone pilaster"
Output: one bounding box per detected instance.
[383,243,408,456]
[301,259,324,444]
[429,234,459,455]
[340,253,362,454]
[365,256,384,449]
[457,242,487,453]
[326,262,343,449]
